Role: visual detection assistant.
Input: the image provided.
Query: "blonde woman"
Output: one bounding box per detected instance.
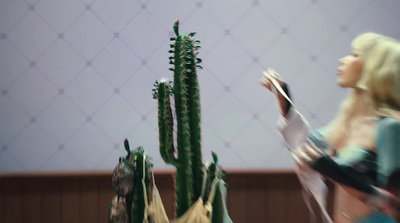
[261,33,400,222]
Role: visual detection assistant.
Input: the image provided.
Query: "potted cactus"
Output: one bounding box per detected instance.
[109,20,231,223]
[153,20,231,222]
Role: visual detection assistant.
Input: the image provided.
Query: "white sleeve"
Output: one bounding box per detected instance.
[277,108,332,222]
[270,81,332,222]
[268,75,312,150]
[277,107,311,151]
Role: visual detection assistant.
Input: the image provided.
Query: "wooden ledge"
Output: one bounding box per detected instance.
[0,168,295,179]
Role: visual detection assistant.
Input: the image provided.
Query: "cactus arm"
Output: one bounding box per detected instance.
[131,151,143,223]
[202,162,216,202]
[201,153,226,223]
[155,81,178,166]
[212,185,223,223]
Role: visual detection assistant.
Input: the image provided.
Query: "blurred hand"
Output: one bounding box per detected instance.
[292,142,324,169]
[260,68,285,92]
[260,68,292,116]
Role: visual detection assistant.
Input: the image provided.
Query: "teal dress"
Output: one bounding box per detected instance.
[358,212,397,223]
[308,117,400,222]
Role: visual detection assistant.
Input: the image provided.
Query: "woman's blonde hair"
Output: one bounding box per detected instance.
[353,33,387,90]
[325,32,387,149]
[365,39,400,120]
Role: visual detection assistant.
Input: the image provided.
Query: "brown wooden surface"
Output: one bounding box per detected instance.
[98,177,114,223]
[23,180,42,223]
[226,175,247,222]
[247,176,267,222]
[80,179,98,222]
[42,179,62,223]
[0,170,327,223]
[62,178,80,223]
[4,180,23,223]
[0,180,4,223]
[265,175,286,222]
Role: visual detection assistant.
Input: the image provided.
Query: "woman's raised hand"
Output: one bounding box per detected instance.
[260,68,284,92]
[260,68,292,117]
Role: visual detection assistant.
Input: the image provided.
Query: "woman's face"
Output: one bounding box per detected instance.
[336,49,364,88]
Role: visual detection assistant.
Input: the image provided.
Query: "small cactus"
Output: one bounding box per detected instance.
[109,139,152,223]
[202,153,227,223]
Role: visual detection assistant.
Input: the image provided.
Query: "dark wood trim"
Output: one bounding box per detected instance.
[0,170,326,223]
[0,168,295,179]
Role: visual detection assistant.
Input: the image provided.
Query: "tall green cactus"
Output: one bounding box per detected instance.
[109,139,152,223]
[153,20,203,217]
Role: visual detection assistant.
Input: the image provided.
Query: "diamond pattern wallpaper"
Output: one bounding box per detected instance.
[1,0,400,172]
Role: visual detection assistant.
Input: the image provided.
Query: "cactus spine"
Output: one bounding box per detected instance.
[153,20,203,217]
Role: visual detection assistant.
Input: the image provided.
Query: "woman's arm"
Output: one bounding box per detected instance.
[261,69,333,222]
[298,118,400,195]
[296,118,400,211]
[261,69,317,151]
[307,152,377,194]
[278,83,292,116]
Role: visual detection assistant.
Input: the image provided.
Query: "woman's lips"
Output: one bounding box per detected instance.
[337,68,343,76]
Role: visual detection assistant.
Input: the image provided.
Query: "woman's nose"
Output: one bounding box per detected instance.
[339,56,347,64]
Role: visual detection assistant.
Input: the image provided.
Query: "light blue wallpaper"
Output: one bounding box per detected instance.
[1,0,399,172]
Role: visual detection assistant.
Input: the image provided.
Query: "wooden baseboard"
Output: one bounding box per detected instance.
[0,169,327,223]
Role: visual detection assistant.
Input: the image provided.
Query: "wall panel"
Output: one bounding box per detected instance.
[2,1,400,173]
